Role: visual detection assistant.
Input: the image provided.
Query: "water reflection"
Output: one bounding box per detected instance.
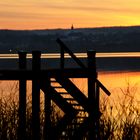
[98,71,140,105]
[0,52,140,59]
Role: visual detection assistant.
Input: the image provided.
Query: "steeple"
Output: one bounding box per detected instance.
[71,24,74,30]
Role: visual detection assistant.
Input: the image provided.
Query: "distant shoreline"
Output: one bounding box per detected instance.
[0,25,140,31]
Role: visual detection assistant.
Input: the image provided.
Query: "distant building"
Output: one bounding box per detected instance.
[71,24,74,30]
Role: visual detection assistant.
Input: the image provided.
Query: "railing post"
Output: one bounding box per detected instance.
[43,77,52,140]
[60,46,64,69]
[18,51,27,140]
[87,50,98,140]
[32,51,41,140]
[96,83,100,139]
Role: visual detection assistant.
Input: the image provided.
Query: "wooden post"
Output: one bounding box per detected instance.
[87,50,98,140]
[60,46,64,69]
[43,77,52,140]
[32,51,41,140]
[96,84,100,139]
[18,51,27,140]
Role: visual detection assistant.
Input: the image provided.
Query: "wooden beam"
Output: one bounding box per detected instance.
[0,68,90,80]
[32,51,41,140]
[18,51,27,140]
[57,38,86,69]
[87,50,98,140]
[96,79,111,96]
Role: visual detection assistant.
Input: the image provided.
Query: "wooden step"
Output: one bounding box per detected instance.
[71,103,79,105]
[72,104,81,106]
[76,109,85,111]
[58,92,69,95]
[65,98,75,100]
[55,76,89,112]
[50,80,56,82]
[52,86,63,88]
[76,116,87,119]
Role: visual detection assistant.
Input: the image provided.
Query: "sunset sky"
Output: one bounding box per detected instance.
[0,0,140,30]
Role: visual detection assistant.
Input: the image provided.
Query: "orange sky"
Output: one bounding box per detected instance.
[0,0,140,30]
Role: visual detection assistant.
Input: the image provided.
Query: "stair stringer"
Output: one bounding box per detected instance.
[40,81,78,139]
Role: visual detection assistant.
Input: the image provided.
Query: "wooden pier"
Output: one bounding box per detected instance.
[0,39,111,140]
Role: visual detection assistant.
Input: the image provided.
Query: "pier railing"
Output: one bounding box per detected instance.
[57,38,86,69]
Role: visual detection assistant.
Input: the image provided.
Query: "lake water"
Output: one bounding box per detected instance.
[1,71,140,101]
[0,52,140,108]
[98,71,140,104]
[0,52,140,70]
[70,71,140,100]
[0,53,139,139]
[0,52,140,58]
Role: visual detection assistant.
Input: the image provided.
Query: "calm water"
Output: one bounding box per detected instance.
[0,52,140,105]
[65,71,140,105]
[0,52,140,58]
[0,53,139,139]
[98,71,140,103]
[0,52,140,70]
[0,71,140,121]
[1,71,140,95]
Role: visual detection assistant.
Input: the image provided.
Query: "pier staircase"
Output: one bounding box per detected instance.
[40,39,111,139]
[41,76,91,139]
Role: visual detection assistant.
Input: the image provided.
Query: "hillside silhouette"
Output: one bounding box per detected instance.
[0,26,140,71]
[0,26,140,53]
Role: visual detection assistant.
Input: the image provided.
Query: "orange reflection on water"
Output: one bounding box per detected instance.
[0,71,140,103]
[98,71,140,103]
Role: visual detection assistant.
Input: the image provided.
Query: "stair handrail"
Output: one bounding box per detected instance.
[56,38,86,69]
[96,79,111,96]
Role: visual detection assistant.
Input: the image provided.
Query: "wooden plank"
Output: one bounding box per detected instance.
[0,68,90,80]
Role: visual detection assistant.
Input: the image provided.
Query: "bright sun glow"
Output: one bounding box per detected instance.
[0,0,140,29]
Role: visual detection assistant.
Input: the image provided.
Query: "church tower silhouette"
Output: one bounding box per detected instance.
[71,24,74,30]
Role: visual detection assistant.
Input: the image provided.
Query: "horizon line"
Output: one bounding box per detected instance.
[0,25,140,31]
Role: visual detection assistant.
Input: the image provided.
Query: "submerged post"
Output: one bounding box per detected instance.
[87,50,98,140]
[18,51,27,140]
[32,51,41,140]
